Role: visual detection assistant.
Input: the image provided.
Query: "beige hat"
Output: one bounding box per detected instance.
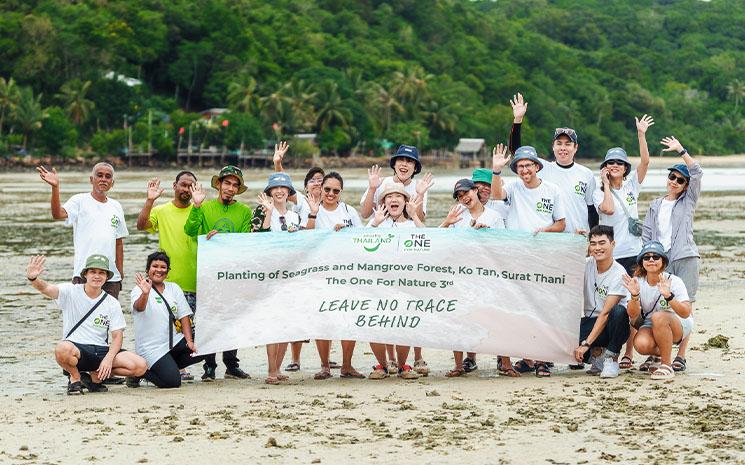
[378,184,410,204]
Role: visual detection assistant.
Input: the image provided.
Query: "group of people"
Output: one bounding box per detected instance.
[28,94,702,394]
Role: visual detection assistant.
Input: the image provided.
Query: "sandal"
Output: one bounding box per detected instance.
[67,381,84,395]
[618,356,634,370]
[463,357,478,373]
[313,368,332,380]
[672,356,687,372]
[80,372,108,392]
[276,374,289,381]
[498,358,520,377]
[329,361,341,369]
[368,365,389,380]
[535,363,551,378]
[513,359,534,373]
[413,359,430,376]
[265,376,281,385]
[284,362,300,372]
[651,364,675,380]
[445,367,466,377]
[398,364,420,379]
[640,356,661,372]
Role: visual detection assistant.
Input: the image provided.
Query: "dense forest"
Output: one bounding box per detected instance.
[0,0,743,159]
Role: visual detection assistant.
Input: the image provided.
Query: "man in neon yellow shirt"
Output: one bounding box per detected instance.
[136,171,199,382]
[184,165,253,381]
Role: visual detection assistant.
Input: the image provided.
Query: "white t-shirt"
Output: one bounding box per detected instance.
[583,257,629,318]
[56,283,126,346]
[451,206,505,229]
[63,193,128,281]
[269,209,302,232]
[539,162,595,233]
[131,282,192,368]
[292,194,311,227]
[593,172,642,259]
[485,199,509,227]
[366,217,417,228]
[636,273,691,323]
[504,180,566,232]
[314,202,362,230]
[657,198,675,251]
[360,177,428,218]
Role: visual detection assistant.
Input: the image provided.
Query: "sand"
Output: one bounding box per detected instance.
[1,171,744,465]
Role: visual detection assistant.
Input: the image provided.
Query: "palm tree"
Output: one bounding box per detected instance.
[365,83,403,133]
[391,66,433,112]
[421,99,458,134]
[282,78,317,132]
[727,79,745,114]
[13,87,48,149]
[227,75,258,114]
[57,79,95,126]
[0,76,19,137]
[259,88,292,133]
[314,81,352,132]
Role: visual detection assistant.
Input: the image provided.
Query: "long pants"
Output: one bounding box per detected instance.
[144,339,208,388]
[579,305,631,362]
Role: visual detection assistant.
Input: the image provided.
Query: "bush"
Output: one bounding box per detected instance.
[36,106,78,156]
[90,129,126,156]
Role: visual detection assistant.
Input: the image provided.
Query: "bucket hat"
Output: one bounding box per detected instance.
[264,172,296,196]
[389,145,422,175]
[80,254,114,281]
[378,184,410,204]
[636,240,669,266]
[471,168,492,185]
[600,148,631,177]
[211,165,247,194]
[509,146,544,174]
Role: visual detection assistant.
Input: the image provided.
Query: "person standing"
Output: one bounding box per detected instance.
[37,163,128,298]
[26,254,146,395]
[641,136,702,373]
[184,165,253,381]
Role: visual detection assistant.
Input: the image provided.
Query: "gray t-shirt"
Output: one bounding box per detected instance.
[131,282,192,368]
[583,257,628,318]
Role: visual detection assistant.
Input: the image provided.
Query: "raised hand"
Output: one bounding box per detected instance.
[657,275,672,299]
[635,114,655,134]
[622,274,640,296]
[415,172,434,197]
[443,204,465,226]
[257,192,274,212]
[510,93,528,123]
[406,196,423,218]
[190,182,206,207]
[372,205,388,226]
[273,141,289,163]
[660,136,684,154]
[36,166,60,187]
[27,255,46,280]
[307,192,321,215]
[368,164,383,190]
[146,177,164,201]
[492,143,511,172]
[134,272,152,294]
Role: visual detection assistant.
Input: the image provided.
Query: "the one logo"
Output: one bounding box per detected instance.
[596,286,608,298]
[110,215,120,228]
[402,233,431,252]
[93,313,110,330]
[352,233,394,252]
[536,198,554,214]
[213,218,236,233]
[626,192,637,206]
[658,297,670,309]
[574,181,588,196]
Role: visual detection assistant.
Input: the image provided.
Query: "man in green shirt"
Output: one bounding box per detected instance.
[136,170,199,382]
[184,165,253,381]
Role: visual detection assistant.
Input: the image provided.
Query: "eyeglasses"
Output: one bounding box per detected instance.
[642,254,662,262]
[279,216,288,231]
[516,162,535,170]
[605,160,625,166]
[668,173,687,185]
[323,187,341,195]
[307,178,323,185]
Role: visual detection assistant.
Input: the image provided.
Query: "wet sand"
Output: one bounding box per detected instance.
[1,167,744,464]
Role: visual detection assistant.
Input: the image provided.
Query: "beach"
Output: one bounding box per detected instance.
[1,163,744,465]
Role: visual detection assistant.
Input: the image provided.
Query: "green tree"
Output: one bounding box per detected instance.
[227,75,258,114]
[57,79,95,126]
[365,83,403,133]
[36,106,77,156]
[12,87,48,149]
[314,81,351,133]
[727,79,745,115]
[0,76,19,137]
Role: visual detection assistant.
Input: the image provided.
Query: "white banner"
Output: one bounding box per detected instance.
[195,228,586,364]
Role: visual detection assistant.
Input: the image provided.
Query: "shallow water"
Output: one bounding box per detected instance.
[0,168,743,396]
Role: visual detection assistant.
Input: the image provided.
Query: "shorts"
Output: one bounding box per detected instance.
[72,277,122,299]
[641,315,694,342]
[667,257,699,302]
[71,342,110,372]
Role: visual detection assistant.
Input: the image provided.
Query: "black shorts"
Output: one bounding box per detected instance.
[72,342,111,371]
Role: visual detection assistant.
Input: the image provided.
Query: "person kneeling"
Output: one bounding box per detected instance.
[622,241,692,381]
[573,226,631,378]
[131,252,206,388]
[26,254,147,395]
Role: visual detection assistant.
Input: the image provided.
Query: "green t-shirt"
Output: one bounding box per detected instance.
[148,202,198,293]
[184,199,253,237]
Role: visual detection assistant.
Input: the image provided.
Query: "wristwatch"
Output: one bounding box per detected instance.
[581,340,590,347]
[631,294,640,301]
[678,148,688,156]
[664,292,675,303]
[308,214,317,219]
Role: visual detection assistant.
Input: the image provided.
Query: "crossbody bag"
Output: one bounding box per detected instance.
[151,286,179,350]
[610,188,642,237]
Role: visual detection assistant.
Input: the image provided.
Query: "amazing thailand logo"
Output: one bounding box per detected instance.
[352,232,394,252]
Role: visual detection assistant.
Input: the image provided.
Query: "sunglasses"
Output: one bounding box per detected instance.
[279,216,288,231]
[668,173,687,185]
[605,160,625,166]
[323,187,341,195]
[642,254,662,262]
[554,127,576,136]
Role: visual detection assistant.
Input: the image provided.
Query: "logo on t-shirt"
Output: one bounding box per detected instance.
[110,215,120,229]
[536,198,555,214]
[574,181,588,196]
[93,313,110,330]
[658,297,670,310]
[595,284,608,298]
[625,191,637,206]
[214,218,236,233]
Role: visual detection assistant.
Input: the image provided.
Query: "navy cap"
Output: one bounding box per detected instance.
[452,178,476,199]
[553,127,578,144]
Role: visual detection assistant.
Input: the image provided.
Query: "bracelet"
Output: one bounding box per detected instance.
[492,170,502,176]
[308,214,317,219]
[27,276,37,281]
[678,148,688,156]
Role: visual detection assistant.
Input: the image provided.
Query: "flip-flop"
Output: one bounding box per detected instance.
[619,356,634,369]
[276,374,289,381]
[314,369,332,380]
[513,359,534,373]
[535,363,551,378]
[672,356,687,372]
[284,363,300,372]
[265,376,281,385]
[445,368,466,377]
[340,371,366,379]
